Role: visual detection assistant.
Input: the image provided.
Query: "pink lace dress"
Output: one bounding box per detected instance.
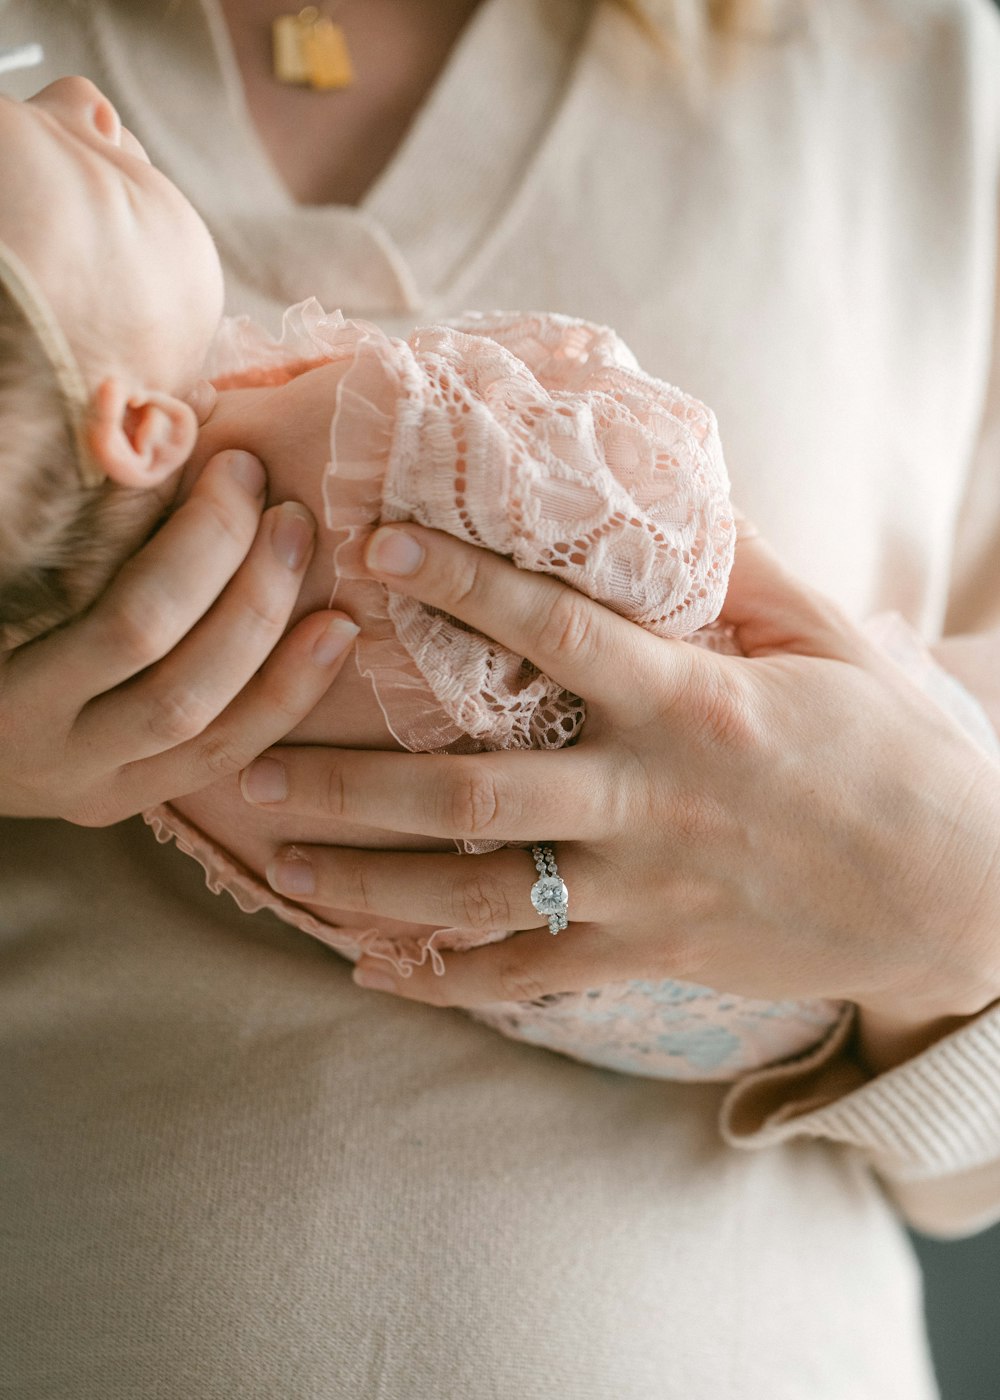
[146,303,997,1081]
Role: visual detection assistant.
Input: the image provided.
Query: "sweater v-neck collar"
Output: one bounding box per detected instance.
[90,0,594,320]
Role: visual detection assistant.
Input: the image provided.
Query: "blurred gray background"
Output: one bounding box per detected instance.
[913,7,1000,1396]
[912,1222,1000,1395]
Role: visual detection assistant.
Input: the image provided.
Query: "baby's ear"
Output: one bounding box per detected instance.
[85,377,198,488]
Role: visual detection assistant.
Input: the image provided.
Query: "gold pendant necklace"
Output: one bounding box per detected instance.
[272,6,355,91]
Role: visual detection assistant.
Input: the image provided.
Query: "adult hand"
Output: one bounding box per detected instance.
[0,449,357,824]
[242,519,1000,1033]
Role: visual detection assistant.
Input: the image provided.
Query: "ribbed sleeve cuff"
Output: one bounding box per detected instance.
[719,1001,1000,1235]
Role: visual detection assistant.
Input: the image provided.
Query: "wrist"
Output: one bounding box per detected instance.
[856,945,1000,1077]
[856,844,1000,1074]
[857,766,1000,1075]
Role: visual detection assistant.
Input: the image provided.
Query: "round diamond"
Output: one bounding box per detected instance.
[531,875,568,916]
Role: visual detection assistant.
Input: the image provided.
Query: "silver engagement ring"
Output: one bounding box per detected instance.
[529,844,569,934]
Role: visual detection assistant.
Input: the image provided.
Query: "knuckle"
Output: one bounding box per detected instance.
[341,859,376,914]
[195,732,245,781]
[101,592,176,669]
[240,589,293,636]
[197,486,256,552]
[687,664,758,752]
[147,685,216,745]
[323,762,349,819]
[453,873,515,930]
[446,763,502,837]
[601,755,645,838]
[541,589,599,669]
[448,550,489,611]
[248,663,316,730]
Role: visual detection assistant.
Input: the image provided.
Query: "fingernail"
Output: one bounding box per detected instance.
[268,851,315,896]
[353,967,398,993]
[227,450,266,497]
[312,616,359,666]
[365,527,424,576]
[272,503,314,570]
[241,757,287,804]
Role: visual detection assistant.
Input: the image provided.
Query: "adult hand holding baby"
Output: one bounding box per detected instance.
[0,448,356,824]
[247,515,1000,1072]
[0,78,359,824]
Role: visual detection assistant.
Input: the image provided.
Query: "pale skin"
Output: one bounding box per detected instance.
[242,519,1000,1075]
[2,23,999,1084]
[0,77,359,823]
[218,0,486,206]
[0,0,481,822]
[226,0,1000,1074]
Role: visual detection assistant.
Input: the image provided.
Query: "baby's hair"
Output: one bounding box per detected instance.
[0,285,159,649]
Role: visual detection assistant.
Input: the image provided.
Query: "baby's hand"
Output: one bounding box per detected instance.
[0,450,357,823]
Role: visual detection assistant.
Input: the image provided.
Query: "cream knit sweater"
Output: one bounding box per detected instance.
[2,0,999,1395]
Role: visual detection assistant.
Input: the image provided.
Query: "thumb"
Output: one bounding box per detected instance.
[718,510,869,663]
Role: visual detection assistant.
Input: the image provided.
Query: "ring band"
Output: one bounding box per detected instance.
[529,844,569,935]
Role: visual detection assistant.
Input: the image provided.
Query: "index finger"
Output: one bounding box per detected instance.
[362,524,679,716]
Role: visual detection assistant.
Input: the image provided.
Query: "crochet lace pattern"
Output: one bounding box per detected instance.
[148,302,995,1081]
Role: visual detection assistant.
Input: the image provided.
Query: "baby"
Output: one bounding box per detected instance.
[4,79,992,1081]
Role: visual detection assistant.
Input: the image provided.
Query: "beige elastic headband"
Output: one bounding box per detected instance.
[0,237,105,489]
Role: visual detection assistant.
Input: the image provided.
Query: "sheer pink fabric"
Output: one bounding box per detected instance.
[321,308,736,769]
[147,304,995,1080]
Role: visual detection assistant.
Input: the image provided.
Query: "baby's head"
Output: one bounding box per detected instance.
[0,77,224,644]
